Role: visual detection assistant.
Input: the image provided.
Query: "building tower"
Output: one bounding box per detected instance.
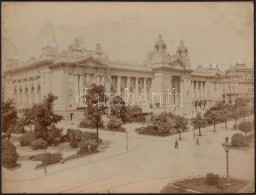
[176,40,190,68]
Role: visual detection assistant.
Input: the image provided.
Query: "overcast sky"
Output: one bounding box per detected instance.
[2,2,254,70]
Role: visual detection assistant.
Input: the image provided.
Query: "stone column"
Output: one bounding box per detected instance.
[105,75,111,93]
[79,75,84,94]
[201,81,203,99]
[143,78,147,93]
[180,78,184,107]
[191,81,194,100]
[136,77,139,95]
[117,76,121,94]
[195,81,197,99]
[205,81,207,99]
[127,77,131,93]
[73,74,79,107]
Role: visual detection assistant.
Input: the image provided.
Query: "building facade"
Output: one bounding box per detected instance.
[221,63,254,104]
[3,35,252,120]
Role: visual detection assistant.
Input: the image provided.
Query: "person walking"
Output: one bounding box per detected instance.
[175,139,179,149]
[195,137,199,146]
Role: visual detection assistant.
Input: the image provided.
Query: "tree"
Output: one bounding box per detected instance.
[110,95,129,123]
[2,99,18,139]
[239,122,252,136]
[229,106,240,127]
[219,109,229,129]
[25,93,63,144]
[234,97,247,108]
[84,84,107,143]
[2,139,19,168]
[234,97,247,122]
[191,112,205,136]
[174,116,188,140]
[204,109,221,132]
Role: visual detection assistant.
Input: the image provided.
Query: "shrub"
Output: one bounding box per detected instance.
[74,129,82,142]
[78,140,99,154]
[60,135,70,143]
[32,152,63,166]
[79,119,103,128]
[18,133,35,146]
[81,132,98,142]
[239,122,252,136]
[2,139,19,168]
[205,173,220,185]
[48,125,63,146]
[233,124,238,130]
[231,133,249,147]
[136,120,176,136]
[126,105,146,123]
[107,118,124,132]
[151,112,168,124]
[31,139,48,150]
[66,128,74,140]
[246,133,254,144]
[70,131,78,148]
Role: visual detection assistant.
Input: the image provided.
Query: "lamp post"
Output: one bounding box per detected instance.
[125,129,128,152]
[222,137,231,192]
[88,145,91,162]
[43,149,47,174]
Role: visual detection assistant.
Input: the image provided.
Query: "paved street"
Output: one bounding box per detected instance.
[2,117,254,193]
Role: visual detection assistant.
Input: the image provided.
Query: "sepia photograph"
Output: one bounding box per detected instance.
[1,1,254,193]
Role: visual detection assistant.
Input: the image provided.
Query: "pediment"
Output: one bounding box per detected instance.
[75,56,108,67]
[170,59,185,69]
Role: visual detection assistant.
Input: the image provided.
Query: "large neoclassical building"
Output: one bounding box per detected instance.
[3,34,251,120]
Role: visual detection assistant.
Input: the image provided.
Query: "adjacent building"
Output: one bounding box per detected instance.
[222,63,254,104]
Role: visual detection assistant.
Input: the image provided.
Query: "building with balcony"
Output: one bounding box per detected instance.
[222,63,254,104]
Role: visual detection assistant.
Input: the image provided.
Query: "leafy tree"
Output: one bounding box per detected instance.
[23,93,63,144]
[110,95,129,123]
[229,106,240,126]
[2,99,18,139]
[70,130,78,148]
[83,84,107,143]
[191,112,205,136]
[234,97,247,122]
[204,109,221,132]
[219,109,230,129]
[239,122,252,136]
[2,139,19,168]
[174,116,188,140]
[151,112,168,125]
[234,97,247,108]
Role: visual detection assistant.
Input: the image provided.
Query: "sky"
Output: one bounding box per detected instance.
[2,2,254,70]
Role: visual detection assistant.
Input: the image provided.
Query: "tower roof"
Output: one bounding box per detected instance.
[154,34,167,51]
[177,40,187,51]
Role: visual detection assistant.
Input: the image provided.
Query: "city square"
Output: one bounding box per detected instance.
[1,2,255,193]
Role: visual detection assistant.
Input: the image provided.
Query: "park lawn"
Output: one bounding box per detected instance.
[173,177,248,193]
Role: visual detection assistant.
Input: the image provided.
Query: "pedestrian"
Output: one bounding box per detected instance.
[175,139,178,149]
[195,137,199,146]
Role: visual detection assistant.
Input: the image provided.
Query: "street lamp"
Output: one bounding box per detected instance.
[88,145,91,162]
[125,129,128,152]
[222,137,231,182]
[222,137,232,192]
